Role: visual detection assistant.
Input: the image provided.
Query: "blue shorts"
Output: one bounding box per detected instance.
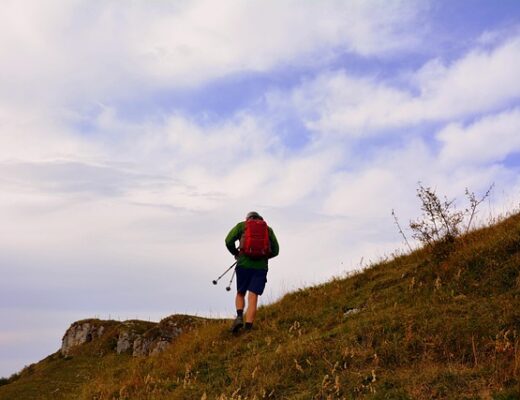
[236,267,268,296]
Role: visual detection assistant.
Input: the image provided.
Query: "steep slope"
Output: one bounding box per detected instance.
[1,213,519,399]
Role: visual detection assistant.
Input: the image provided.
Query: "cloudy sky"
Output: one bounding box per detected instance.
[1,0,520,377]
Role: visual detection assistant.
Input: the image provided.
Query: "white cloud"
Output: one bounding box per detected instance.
[414,37,520,118]
[137,0,424,79]
[0,0,424,107]
[0,103,99,163]
[324,168,407,217]
[437,108,520,167]
[320,135,516,228]
[321,140,431,218]
[262,150,341,207]
[276,35,520,135]
[284,72,411,135]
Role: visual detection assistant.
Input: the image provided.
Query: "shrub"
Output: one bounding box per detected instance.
[405,183,493,260]
[409,184,464,247]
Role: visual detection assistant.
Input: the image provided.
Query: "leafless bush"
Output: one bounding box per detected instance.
[464,183,494,233]
[392,209,413,252]
[408,183,493,254]
[409,184,464,247]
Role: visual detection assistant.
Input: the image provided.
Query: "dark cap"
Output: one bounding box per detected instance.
[246,211,263,220]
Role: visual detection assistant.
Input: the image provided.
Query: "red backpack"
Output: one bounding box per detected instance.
[240,219,271,258]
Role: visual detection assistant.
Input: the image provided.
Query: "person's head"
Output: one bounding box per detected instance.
[246,211,263,220]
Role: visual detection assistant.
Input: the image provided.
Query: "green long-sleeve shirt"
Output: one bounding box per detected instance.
[225,221,279,269]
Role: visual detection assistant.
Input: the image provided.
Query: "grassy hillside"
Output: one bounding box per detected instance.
[1,212,519,399]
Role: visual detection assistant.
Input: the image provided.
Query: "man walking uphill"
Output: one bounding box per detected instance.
[225,211,279,333]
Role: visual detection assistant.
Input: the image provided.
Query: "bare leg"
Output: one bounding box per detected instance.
[235,292,245,311]
[245,292,258,323]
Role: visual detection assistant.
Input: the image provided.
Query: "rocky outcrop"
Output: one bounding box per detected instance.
[116,329,135,354]
[61,315,205,357]
[61,321,106,356]
[121,315,203,356]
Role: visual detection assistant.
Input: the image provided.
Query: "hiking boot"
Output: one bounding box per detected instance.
[231,315,244,333]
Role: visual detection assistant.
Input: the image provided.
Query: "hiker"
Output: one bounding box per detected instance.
[225,211,279,333]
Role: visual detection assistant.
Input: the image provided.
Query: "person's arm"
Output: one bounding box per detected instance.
[268,227,279,258]
[225,223,243,256]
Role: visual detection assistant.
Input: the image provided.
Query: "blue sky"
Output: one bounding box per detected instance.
[1,0,520,378]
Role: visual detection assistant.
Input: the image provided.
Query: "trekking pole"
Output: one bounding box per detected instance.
[212,261,237,285]
[225,268,236,292]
